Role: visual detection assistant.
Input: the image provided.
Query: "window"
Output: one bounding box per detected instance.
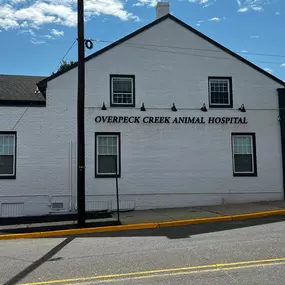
[95,133,121,178]
[232,133,257,176]
[209,77,233,108]
[110,75,135,107]
[0,132,16,179]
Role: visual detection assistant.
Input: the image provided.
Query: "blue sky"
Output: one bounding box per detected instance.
[0,0,285,81]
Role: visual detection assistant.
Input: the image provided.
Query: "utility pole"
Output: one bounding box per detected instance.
[77,0,86,226]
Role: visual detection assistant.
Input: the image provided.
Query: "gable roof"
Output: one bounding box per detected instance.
[37,14,285,88]
[0,75,46,106]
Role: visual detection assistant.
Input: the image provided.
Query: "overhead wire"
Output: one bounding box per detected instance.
[91,38,285,59]
[90,39,285,65]
[55,39,77,71]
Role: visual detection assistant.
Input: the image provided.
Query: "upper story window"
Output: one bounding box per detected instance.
[208,77,233,108]
[0,132,16,179]
[232,133,257,177]
[110,75,135,107]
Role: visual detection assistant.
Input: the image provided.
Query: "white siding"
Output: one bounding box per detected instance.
[0,17,283,216]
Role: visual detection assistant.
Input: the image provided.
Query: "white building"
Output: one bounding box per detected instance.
[1,3,285,218]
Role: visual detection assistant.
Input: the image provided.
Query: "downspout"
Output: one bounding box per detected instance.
[277,88,285,200]
[69,141,72,211]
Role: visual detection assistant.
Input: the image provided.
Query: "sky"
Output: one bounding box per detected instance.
[0,0,285,81]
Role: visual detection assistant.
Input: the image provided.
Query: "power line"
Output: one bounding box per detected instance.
[92,38,285,58]
[11,104,32,131]
[117,44,284,65]
[90,38,285,63]
[55,39,77,71]
[0,103,32,170]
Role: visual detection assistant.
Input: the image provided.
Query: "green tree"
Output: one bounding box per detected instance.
[53,60,75,74]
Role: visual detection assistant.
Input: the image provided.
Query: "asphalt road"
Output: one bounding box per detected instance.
[1,217,285,285]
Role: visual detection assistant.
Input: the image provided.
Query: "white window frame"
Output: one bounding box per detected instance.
[0,132,16,178]
[209,78,232,107]
[232,133,257,176]
[110,75,135,107]
[95,133,120,177]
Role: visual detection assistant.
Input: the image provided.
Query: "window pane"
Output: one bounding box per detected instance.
[98,146,104,155]
[98,137,107,147]
[113,78,132,93]
[8,145,13,155]
[0,155,14,175]
[233,136,252,154]
[98,155,117,174]
[234,154,253,173]
[0,135,14,155]
[107,137,113,146]
[112,77,133,105]
[111,136,117,146]
[210,79,230,105]
[107,145,113,154]
[3,136,9,145]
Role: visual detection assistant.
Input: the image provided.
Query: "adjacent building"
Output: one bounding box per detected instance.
[1,3,285,217]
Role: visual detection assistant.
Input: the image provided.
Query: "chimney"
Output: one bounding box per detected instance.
[156,1,170,19]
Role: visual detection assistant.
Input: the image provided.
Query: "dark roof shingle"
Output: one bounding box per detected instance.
[0,75,46,105]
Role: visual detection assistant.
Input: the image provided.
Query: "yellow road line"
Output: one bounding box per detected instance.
[76,262,285,284]
[19,257,285,285]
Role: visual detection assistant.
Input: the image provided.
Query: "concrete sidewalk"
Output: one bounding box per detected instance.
[1,200,285,235]
[120,200,285,223]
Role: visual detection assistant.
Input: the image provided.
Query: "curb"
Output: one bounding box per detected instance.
[1,209,285,240]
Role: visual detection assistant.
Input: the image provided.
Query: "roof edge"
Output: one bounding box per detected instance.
[0,100,46,107]
[168,15,285,87]
[38,14,285,87]
[37,14,171,86]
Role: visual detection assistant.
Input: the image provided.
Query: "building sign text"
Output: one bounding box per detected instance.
[94,116,248,124]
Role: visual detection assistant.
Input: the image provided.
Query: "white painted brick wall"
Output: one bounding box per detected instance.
[0,17,283,216]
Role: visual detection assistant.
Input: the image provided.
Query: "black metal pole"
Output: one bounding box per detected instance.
[115,156,120,222]
[77,0,86,226]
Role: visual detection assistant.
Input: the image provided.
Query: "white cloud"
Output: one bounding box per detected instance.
[142,0,214,7]
[0,5,19,30]
[238,7,249,12]
[236,0,270,13]
[133,0,157,8]
[50,28,64,36]
[276,12,280,15]
[241,50,248,53]
[250,35,260,38]
[281,63,285,67]
[209,17,221,22]
[186,0,273,11]
[11,0,26,3]
[133,2,144,6]
[252,6,263,11]
[264,68,273,74]
[196,20,204,26]
[187,0,216,7]
[31,38,45,45]
[42,34,54,39]
[17,28,35,36]
[0,0,139,31]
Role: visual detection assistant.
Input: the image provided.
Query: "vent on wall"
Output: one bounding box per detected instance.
[51,202,64,211]
[1,203,24,217]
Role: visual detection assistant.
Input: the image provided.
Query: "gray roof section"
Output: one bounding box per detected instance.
[0,74,46,102]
